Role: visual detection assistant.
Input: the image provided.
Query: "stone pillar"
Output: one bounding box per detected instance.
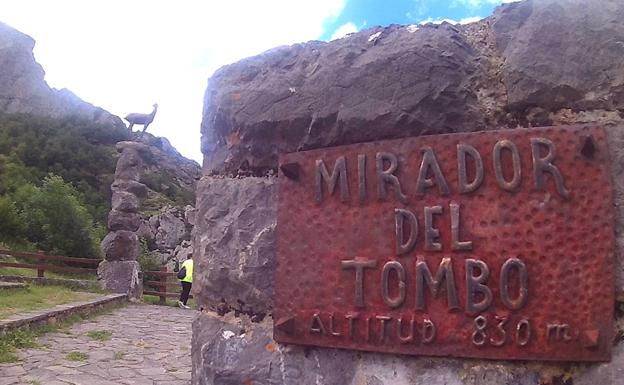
[97,141,149,299]
[191,0,624,383]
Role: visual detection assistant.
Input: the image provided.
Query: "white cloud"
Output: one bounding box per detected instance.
[459,16,484,24]
[0,0,347,162]
[330,22,358,40]
[419,17,459,25]
[418,15,483,25]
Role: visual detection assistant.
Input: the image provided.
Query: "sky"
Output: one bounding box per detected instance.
[0,0,514,163]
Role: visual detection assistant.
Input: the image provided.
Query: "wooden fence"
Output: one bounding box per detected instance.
[0,248,101,278]
[143,266,192,305]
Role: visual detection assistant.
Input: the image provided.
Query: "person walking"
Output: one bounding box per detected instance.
[177,254,193,309]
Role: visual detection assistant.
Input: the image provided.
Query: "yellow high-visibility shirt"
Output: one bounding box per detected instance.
[181,259,193,283]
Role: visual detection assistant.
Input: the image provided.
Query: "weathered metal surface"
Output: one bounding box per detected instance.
[274,125,615,362]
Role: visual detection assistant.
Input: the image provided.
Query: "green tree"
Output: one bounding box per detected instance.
[13,175,100,257]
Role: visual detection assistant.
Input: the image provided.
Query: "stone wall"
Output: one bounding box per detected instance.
[192,0,624,383]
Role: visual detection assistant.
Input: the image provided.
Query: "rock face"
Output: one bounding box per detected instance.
[193,177,276,316]
[193,0,624,384]
[0,21,124,129]
[137,205,196,265]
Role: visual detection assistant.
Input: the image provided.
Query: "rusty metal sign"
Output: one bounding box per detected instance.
[274,125,615,362]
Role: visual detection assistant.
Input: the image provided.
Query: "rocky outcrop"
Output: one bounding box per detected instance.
[137,204,196,264]
[135,133,201,191]
[0,21,124,129]
[193,0,624,384]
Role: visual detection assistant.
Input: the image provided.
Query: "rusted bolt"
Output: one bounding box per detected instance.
[280,162,301,180]
[580,135,597,159]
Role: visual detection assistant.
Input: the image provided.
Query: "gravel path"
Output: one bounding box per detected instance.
[0,303,196,385]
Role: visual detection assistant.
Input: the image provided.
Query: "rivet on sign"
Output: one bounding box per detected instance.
[280,162,301,180]
[581,329,600,349]
[275,316,295,335]
[580,135,597,159]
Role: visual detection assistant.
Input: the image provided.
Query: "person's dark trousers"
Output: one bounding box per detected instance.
[180,282,192,305]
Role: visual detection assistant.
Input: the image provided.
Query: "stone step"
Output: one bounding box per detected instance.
[0,281,27,290]
[0,293,128,334]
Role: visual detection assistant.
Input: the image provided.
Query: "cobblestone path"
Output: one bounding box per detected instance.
[0,303,196,385]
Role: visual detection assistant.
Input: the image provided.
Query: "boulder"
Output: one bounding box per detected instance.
[111,190,139,213]
[114,147,143,181]
[107,210,141,232]
[491,0,624,112]
[97,260,142,299]
[100,230,139,261]
[201,22,484,175]
[111,179,148,199]
[193,176,276,316]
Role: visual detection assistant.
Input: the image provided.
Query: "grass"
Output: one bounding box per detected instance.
[0,305,124,363]
[65,351,88,361]
[0,285,98,319]
[113,351,125,360]
[0,267,97,281]
[86,330,112,342]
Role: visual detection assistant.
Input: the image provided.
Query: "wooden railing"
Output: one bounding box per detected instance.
[0,248,101,278]
[143,266,192,305]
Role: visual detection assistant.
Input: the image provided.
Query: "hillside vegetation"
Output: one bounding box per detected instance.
[0,113,129,256]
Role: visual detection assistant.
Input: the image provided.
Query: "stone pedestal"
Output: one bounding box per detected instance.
[97,260,143,299]
[192,0,624,383]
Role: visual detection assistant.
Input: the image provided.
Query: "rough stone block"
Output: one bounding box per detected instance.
[111,190,139,213]
[200,23,484,174]
[192,176,276,316]
[97,260,142,299]
[111,179,148,199]
[193,313,624,385]
[107,209,141,232]
[491,0,624,112]
[100,230,139,261]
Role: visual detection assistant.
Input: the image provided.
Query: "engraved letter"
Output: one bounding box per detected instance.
[465,259,493,314]
[381,261,406,308]
[547,323,572,342]
[422,318,436,344]
[376,315,392,342]
[457,144,484,194]
[416,147,450,196]
[531,138,570,199]
[397,317,415,343]
[358,154,367,203]
[424,206,443,251]
[500,258,528,310]
[329,313,342,336]
[310,313,327,335]
[395,208,418,255]
[516,319,531,346]
[493,140,522,191]
[345,313,358,339]
[342,259,378,307]
[450,202,472,251]
[316,157,349,203]
[415,257,459,311]
[376,152,407,203]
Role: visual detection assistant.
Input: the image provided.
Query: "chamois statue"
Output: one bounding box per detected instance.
[125,103,158,132]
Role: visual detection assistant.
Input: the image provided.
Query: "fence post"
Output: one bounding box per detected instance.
[37,255,44,278]
[160,266,167,305]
